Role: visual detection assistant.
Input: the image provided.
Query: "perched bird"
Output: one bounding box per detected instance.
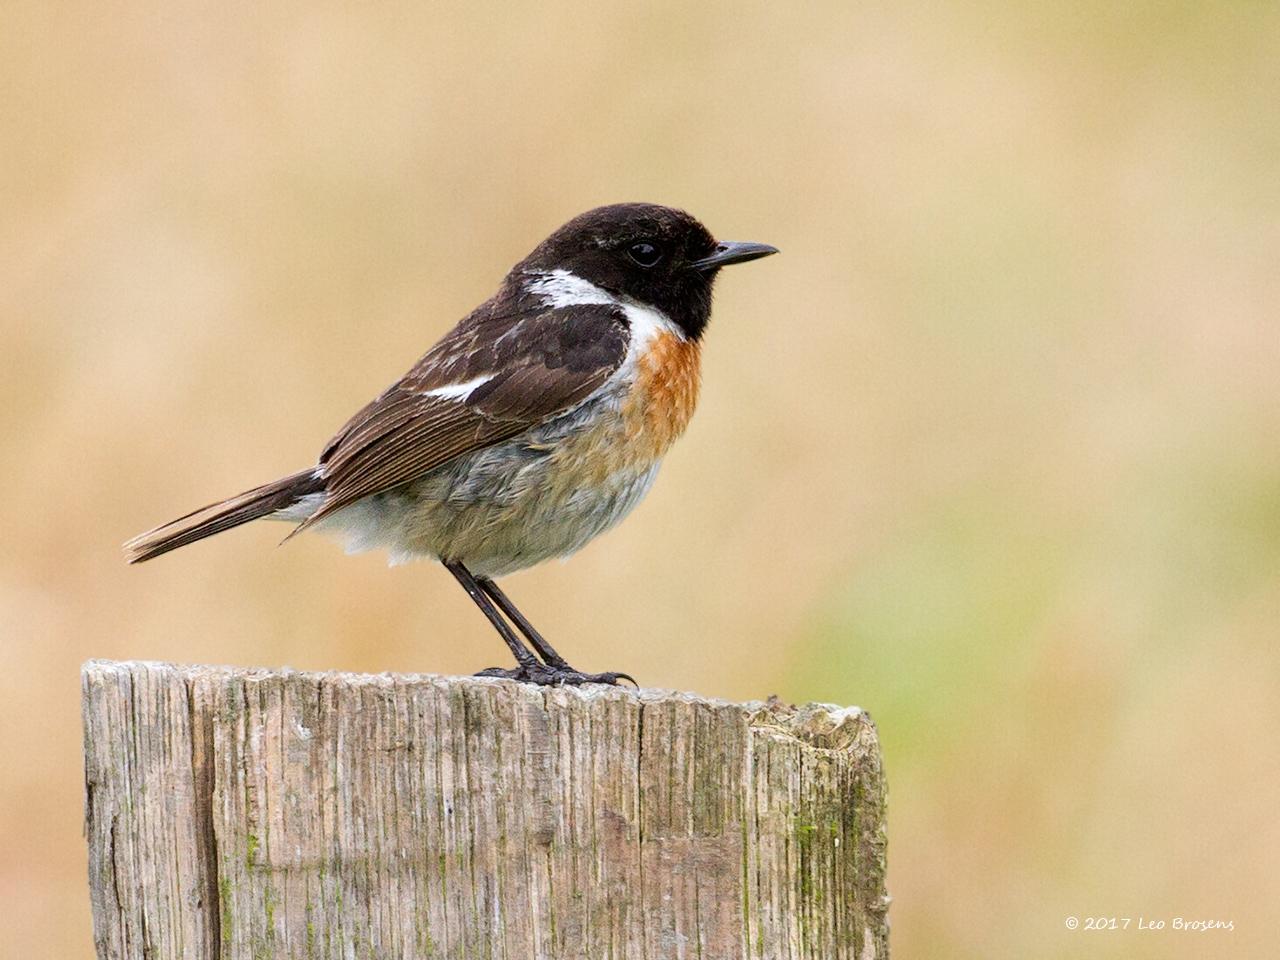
[125,203,777,685]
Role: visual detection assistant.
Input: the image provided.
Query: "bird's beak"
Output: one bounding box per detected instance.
[691,241,779,272]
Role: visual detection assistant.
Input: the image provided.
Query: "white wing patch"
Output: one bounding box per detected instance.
[423,374,494,401]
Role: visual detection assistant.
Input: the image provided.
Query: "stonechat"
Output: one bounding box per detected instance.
[126,203,777,685]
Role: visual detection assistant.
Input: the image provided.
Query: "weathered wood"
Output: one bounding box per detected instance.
[82,660,889,959]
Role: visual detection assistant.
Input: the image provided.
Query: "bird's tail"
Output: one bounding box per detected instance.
[123,468,326,564]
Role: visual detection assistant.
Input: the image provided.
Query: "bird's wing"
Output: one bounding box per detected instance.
[297,299,629,530]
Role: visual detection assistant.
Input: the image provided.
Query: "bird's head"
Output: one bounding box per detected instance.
[515,203,778,340]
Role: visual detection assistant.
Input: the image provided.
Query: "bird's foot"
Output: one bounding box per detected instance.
[474,663,637,687]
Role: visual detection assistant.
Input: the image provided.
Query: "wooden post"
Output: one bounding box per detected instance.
[82,660,889,959]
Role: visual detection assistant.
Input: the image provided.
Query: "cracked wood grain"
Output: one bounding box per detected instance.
[82,660,889,959]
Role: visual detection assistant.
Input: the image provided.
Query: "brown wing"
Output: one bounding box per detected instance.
[297,298,629,531]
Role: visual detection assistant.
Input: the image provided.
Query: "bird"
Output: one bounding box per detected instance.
[125,203,777,685]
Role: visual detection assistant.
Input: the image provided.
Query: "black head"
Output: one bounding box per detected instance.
[514,203,777,340]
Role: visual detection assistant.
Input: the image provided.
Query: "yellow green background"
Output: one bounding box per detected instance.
[3,3,1276,957]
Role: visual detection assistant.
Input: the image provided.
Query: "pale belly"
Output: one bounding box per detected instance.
[314,393,666,577]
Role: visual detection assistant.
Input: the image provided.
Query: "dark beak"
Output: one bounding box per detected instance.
[691,240,779,272]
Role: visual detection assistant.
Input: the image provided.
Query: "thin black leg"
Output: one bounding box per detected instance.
[444,561,538,672]
[477,577,571,669]
[444,562,636,687]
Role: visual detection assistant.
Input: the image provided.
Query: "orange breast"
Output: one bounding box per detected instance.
[624,331,702,460]
[543,331,702,490]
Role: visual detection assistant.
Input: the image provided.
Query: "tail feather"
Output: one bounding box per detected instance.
[124,468,326,564]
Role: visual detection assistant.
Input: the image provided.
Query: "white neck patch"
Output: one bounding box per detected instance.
[523,270,687,347]
[524,269,617,308]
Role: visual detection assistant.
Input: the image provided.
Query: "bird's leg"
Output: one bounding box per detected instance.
[444,561,542,676]
[476,577,572,669]
[465,576,634,686]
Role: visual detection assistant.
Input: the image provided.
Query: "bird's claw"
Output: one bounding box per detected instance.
[474,664,637,688]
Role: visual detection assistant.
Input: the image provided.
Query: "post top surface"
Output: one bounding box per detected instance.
[82,658,876,752]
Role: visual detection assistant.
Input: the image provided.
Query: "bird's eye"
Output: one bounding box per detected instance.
[627,241,662,267]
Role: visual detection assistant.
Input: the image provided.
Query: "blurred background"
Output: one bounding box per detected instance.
[3,2,1277,957]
